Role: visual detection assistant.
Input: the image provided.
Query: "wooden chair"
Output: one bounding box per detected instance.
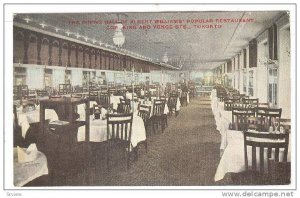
[218,92,227,102]
[180,91,188,106]
[242,98,259,107]
[224,98,239,111]
[58,84,72,95]
[168,96,178,117]
[106,113,133,170]
[137,104,151,152]
[99,93,111,109]
[14,85,27,101]
[188,85,196,98]
[118,98,131,113]
[108,88,117,95]
[151,99,167,133]
[170,91,179,98]
[256,107,282,131]
[144,91,151,101]
[138,104,151,127]
[240,131,290,184]
[89,91,99,102]
[231,107,256,130]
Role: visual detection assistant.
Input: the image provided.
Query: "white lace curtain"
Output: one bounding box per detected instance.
[26,68,43,89]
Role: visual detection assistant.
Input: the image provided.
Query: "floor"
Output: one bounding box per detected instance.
[25,96,225,186]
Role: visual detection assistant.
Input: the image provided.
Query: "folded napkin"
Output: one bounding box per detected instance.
[101,108,108,119]
[17,143,38,163]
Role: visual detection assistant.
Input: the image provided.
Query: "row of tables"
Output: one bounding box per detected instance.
[210,89,291,182]
[14,93,184,186]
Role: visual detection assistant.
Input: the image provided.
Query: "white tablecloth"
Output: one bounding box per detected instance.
[77,114,146,148]
[210,89,217,99]
[214,130,291,181]
[210,95,232,150]
[14,147,48,187]
[111,95,125,110]
[17,107,58,138]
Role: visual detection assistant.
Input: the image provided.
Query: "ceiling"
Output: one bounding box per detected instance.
[14,11,285,70]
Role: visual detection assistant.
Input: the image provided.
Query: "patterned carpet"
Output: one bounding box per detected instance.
[26,96,222,186]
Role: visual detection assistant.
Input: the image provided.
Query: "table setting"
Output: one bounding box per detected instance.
[16,104,58,138]
[14,143,48,187]
[77,106,146,149]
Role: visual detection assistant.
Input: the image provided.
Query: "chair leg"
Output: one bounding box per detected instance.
[126,151,130,170]
[165,115,168,127]
[152,120,156,134]
[106,145,110,171]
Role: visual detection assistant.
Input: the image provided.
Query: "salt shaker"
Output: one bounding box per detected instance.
[269,126,274,133]
[280,126,285,134]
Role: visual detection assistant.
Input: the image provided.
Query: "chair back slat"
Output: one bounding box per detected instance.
[256,107,282,131]
[137,104,151,124]
[119,98,131,113]
[252,146,257,171]
[242,98,259,107]
[231,107,255,130]
[153,99,165,116]
[244,131,289,175]
[260,146,264,172]
[275,148,280,162]
[99,93,110,108]
[224,98,239,111]
[107,113,133,142]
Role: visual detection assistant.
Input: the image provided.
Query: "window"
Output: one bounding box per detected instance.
[243,69,247,93]
[248,70,254,96]
[65,70,71,84]
[44,69,52,88]
[268,66,278,106]
[263,41,269,59]
[14,67,26,85]
[82,71,89,86]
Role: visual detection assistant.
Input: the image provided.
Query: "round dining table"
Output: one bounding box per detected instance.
[77,113,146,149]
[13,147,48,187]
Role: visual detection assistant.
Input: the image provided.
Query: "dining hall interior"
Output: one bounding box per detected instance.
[11,10,292,187]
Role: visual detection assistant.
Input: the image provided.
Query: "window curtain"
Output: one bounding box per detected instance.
[114,72,125,85]
[52,69,65,88]
[71,70,82,86]
[106,71,115,83]
[150,71,161,83]
[26,68,43,89]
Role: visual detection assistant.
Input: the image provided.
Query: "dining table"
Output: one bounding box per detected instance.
[39,97,90,142]
[77,113,146,149]
[13,147,48,187]
[139,98,171,117]
[16,105,58,138]
[210,91,232,151]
